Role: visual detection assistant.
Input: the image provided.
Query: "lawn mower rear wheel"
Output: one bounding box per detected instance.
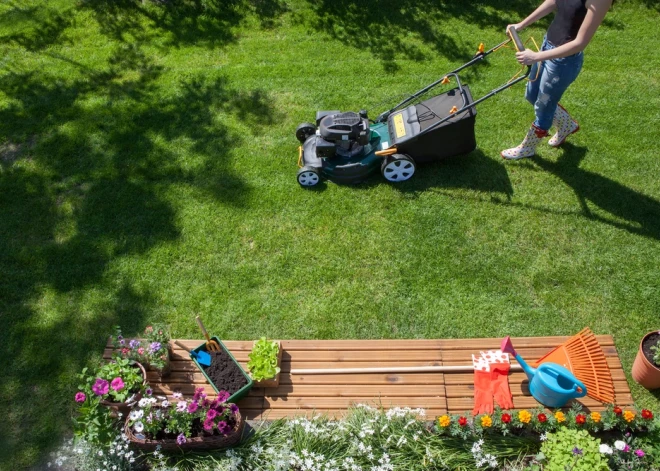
[295,122,317,144]
[381,154,416,182]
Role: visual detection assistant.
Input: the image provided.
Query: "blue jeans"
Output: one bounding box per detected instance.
[525,38,584,131]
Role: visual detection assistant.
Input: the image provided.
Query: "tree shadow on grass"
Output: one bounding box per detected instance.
[299,0,540,72]
[79,0,289,47]
[0,2,72,52]
[0,39,276,466]
[530,144,660,241]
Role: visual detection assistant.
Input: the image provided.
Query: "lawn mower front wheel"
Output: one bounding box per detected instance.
[297,166,321,187]
[381,154,416,182]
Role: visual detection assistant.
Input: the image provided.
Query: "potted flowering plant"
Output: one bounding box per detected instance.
[73,357,146,442]
[111,324,172,377]
[631,330,660,390]
[247,337,282,388]
[124,387,244,451]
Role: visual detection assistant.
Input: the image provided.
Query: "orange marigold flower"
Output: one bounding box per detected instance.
[555,411,566,423]
[623,410,635,423]
[481,415,492,427]
[518,410,532,424]
[438,415,451,427]
[590,412,602,423]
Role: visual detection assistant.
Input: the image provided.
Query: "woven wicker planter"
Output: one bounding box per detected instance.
[632,331,660,390]
[125,411,245,451]
[100,362,147,417]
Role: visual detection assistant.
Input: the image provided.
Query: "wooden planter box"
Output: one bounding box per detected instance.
[251,340,283,389]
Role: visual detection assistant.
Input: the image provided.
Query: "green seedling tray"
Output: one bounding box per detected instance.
[191,336,253,404]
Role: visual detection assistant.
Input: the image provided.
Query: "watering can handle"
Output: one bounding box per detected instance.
[572,377,588,398]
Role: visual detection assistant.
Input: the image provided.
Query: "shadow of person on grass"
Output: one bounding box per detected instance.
[531,143,660,241]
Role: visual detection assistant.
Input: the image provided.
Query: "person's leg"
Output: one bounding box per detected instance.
[502,52,583,160]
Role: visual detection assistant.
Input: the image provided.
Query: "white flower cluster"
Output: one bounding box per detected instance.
[471,439,497,469]
[289,449,338,471]
[47,434,136,471]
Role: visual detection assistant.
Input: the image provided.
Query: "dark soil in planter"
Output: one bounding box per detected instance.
[642,332,660,367]
[202,348,249,396]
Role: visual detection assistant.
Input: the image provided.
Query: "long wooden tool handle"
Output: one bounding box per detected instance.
[195,316,212,342]
[291,364,524,375]
[174,340,192,353]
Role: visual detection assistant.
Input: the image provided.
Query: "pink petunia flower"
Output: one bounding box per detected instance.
[137,347,144,355]
[203,418,214,431]
[75,392,86,403]
[187,401,199,414]
[110,377,125,391]
[217,391,230,403]
[92,379,109,396]
[635,449,645,457]
[206,409,218,420]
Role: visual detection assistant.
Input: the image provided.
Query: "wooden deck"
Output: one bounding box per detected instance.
[104,335,633,420]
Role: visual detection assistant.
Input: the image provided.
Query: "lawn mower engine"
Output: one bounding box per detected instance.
[296,110,385,186]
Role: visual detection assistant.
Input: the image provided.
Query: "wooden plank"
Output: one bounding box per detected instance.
[264,384,446,398]
[263,396,447,410]
[443,371,627,384]
[150,383,264,398]
[249,409,448,420]
[444,381,630,398]
[446,396,632,412]
[441,356,623,370]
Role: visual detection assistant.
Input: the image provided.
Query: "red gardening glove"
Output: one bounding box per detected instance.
[490,362,514,410]
[472,369,494,416]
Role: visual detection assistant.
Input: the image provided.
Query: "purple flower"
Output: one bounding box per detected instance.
[206,409,218,420]
[75,392,86,403]
[572,447,583,456]
[129,339,141,349]
[216,420,230,434]
[119,338,125,346]
[187,401,199,413]
[150,342,161,353]
[92,379,109,396]
[217,391,230,403]
[229,404,239,414]
[110,377,125,391]
[145,387,153,396]
[176,401,187,412]
[624,445,632,453]
[203,418,214,431]
[635,449,645,457]
[193,388,205,401]
[176,433,186,445]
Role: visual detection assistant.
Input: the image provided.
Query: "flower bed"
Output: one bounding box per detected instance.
[110,324,172,377]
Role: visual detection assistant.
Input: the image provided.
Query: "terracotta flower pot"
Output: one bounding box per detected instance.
[100,362,147,416]
[631,331,660,390]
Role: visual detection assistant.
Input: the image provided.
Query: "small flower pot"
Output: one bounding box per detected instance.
[100,362,147,417]
[145,342,172,378]
[631,330,660,390]
[251,340,283,389]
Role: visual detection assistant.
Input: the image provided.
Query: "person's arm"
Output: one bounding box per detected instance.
[507,0,557,32]
[516,0,612,64]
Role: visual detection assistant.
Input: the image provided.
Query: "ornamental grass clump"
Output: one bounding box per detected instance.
[127,388,239,441]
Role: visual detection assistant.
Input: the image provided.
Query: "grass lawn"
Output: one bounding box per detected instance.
[1,0,659,467]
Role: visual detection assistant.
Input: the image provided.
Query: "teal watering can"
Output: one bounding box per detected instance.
[501,337,587,408]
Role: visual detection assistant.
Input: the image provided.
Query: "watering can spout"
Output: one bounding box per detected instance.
[500,336,537,381]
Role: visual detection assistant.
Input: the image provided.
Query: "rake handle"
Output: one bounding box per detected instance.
[195,316,212,342]
[291,365,524,375]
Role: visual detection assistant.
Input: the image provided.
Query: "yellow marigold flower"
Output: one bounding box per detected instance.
[623,410,636,423]
[518,410,532,424]
[590,412,602,423]
[438,415,451,427]
[481,415,492,427]
[555,411,566,423]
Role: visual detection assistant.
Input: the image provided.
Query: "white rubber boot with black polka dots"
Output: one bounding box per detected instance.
[501,125,548,160]
[548,104,579,147]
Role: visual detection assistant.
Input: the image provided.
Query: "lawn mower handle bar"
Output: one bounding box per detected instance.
[375,27,530,124]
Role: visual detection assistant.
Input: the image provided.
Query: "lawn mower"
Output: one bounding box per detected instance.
[295,27,530,187]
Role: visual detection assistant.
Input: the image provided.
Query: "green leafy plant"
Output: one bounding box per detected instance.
[539,428,609,471]
[247,337,281,381]
[111,324,171,370]
[73,358,145,444]
[651,340,660,366]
